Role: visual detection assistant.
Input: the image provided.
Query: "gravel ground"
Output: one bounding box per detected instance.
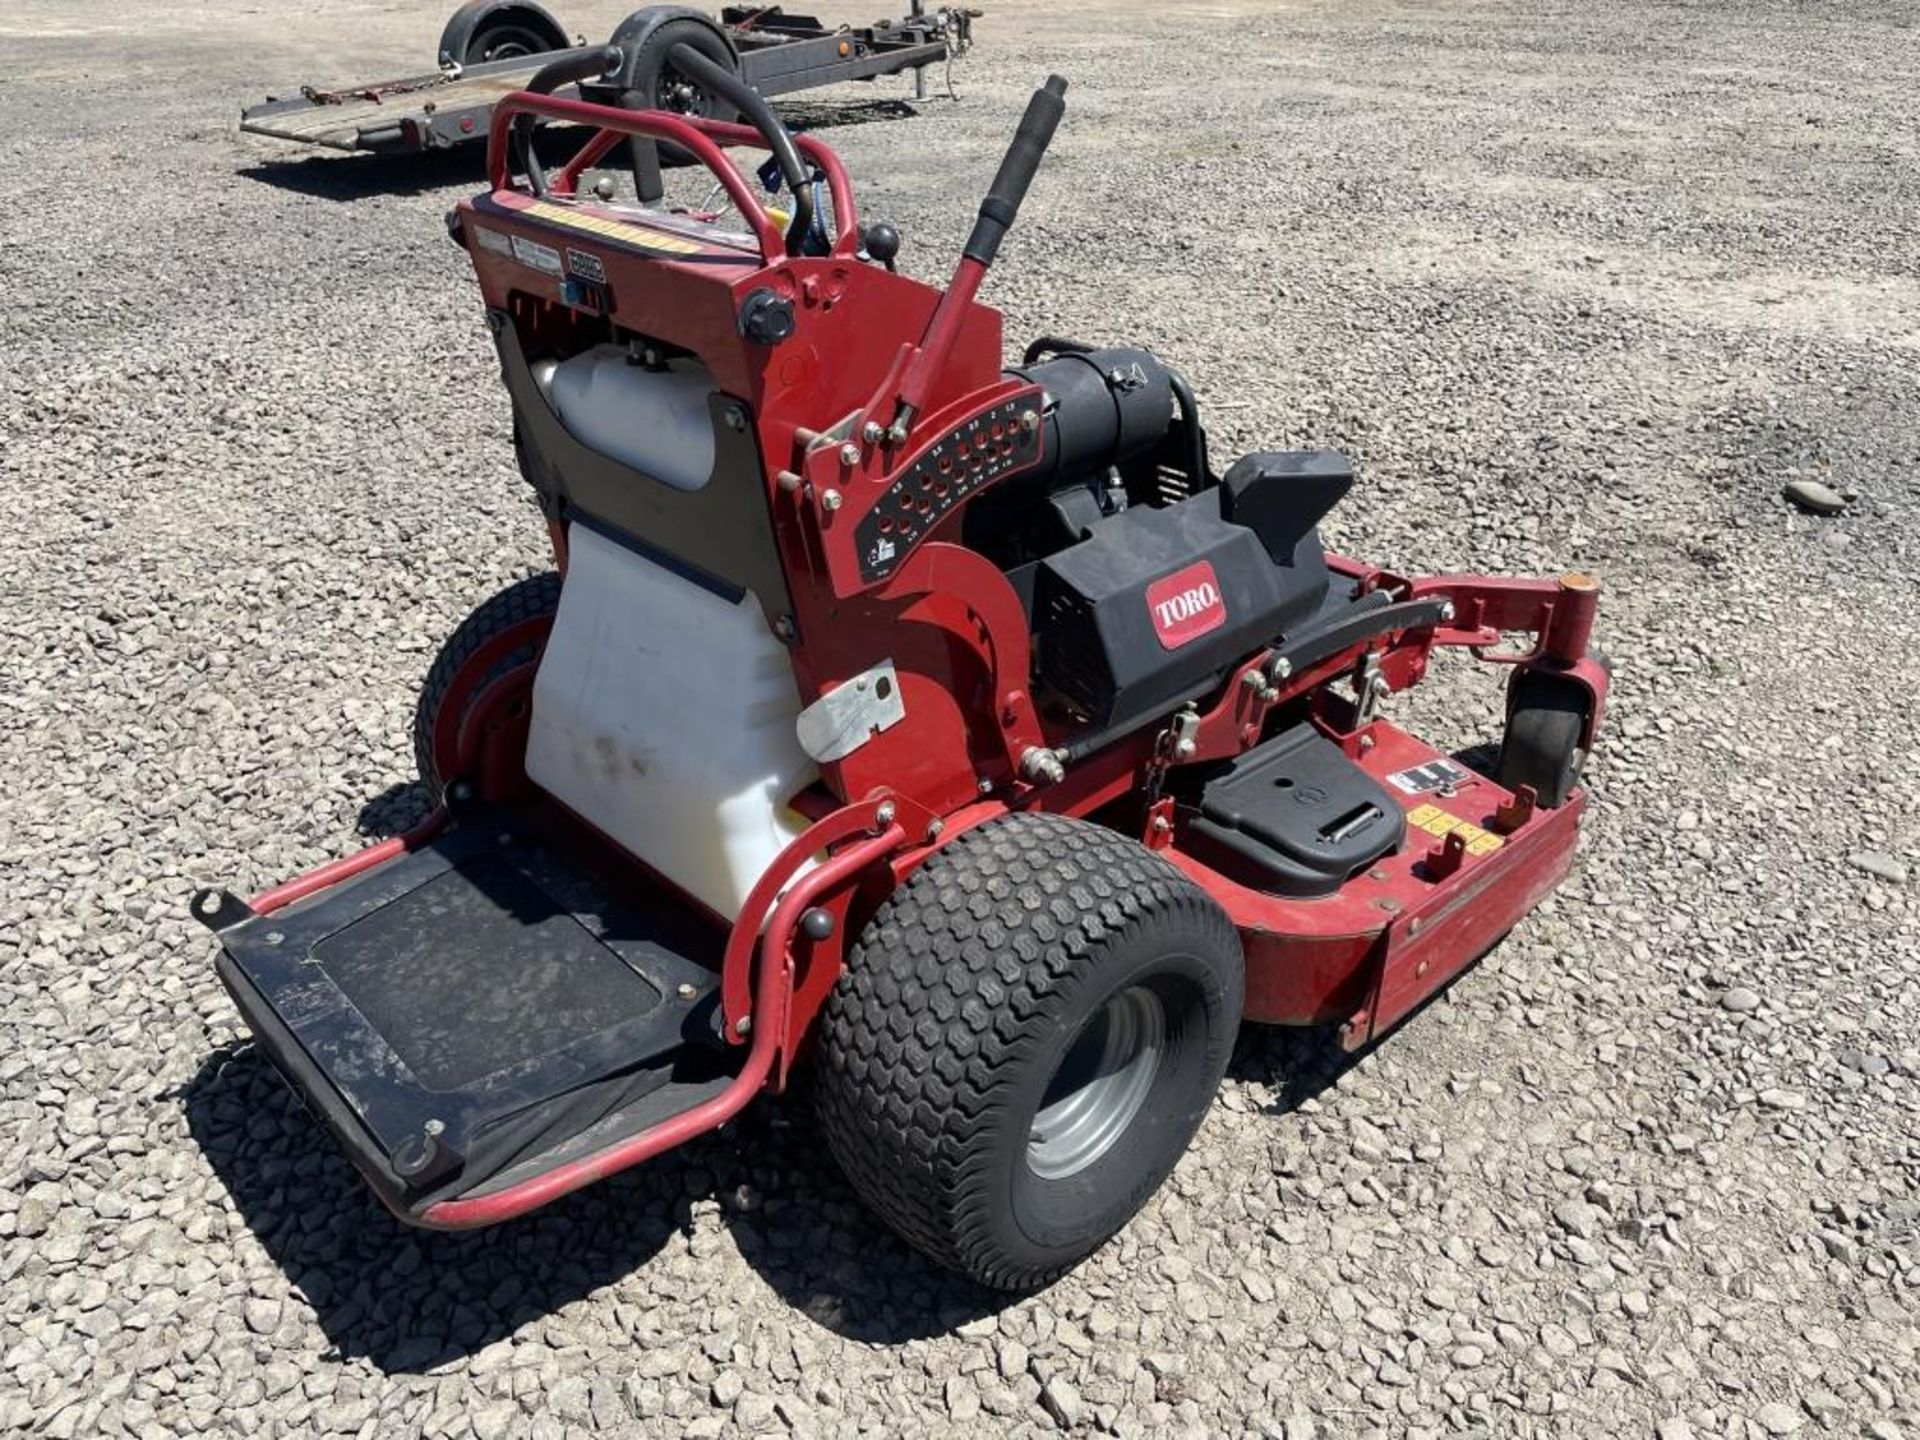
[4,0,1919,1436]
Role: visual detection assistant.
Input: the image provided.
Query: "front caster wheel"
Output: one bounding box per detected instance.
[813,812,1244,1290]
[1499,670,1594,808]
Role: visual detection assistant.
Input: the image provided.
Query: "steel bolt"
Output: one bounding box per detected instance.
[839,442,861,467]
[875,799,897,825]
[862,421,886,445]
[724,406,748,433]
[1438,600,1456,624]
[977,776,994,795]
[676,982,698,1001]
[264,931,284,947]
[1268,656,1293,681]
[423,1118,446,1137]
[1019,409,1040,434]
[1240,670,1265,692]
[820,488,843,512]
[926,817,945,840]
[734,1016,752,1036]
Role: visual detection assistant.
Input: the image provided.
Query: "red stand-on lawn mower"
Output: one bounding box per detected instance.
[194,58,1608,1289]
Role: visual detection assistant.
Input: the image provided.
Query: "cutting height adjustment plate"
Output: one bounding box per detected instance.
[855,393,1043,582]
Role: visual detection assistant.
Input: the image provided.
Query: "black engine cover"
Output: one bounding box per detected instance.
[1030,485,1330,730]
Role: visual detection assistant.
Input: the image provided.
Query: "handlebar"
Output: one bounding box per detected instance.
[962,73,1067,268]
[487,93,861,265]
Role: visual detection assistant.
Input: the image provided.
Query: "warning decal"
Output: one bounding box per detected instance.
[1406,802,1504,856]
[521,200,706,256]
[510,233,563,275]
[1387,757,1469,795]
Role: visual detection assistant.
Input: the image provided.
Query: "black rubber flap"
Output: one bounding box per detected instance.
[1187,724,1406,898]
[313,853,662,1093]
[214,814,724,1208]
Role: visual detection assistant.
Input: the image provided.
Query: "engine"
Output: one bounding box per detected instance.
[970,343,1353,735]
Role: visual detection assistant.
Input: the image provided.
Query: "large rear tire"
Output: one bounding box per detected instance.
[814,812,1244,1290]
[412,573,560,799]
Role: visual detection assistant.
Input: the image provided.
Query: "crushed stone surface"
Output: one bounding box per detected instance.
[2,0,1917,1436]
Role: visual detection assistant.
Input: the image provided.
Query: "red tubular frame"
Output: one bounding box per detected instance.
[247,809,448,917]
[486,94,864,262]
[421,819,905,1228]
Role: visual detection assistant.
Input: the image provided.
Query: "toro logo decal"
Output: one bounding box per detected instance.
[1146,562,1227,650]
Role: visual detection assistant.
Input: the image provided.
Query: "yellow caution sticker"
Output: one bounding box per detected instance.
[521,200,707,256]
[1406,802,1504,856]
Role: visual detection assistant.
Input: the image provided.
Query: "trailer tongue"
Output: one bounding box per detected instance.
[240,3,975,154]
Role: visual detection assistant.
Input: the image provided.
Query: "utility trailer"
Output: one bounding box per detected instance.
[240,0,976,154]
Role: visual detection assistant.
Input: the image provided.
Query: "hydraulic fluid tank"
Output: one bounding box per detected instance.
[524,524,817,918]
[533,346,717,492]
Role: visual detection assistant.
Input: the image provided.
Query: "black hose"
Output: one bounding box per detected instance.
[1020,334,1094,365]
[665,43,814,255]
[1167,367,1210,489]
[509,45,623,195]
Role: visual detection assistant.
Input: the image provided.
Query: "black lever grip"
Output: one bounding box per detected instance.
[963,74,1068,268]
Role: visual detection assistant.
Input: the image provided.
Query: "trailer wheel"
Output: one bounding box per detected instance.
[1499,670,1592,808]
[439,1,571,66]
[413,573,560,798]
[814,812,1244,1290]
[612,10,741,124]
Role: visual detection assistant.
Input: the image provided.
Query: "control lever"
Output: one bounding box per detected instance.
[878,75,1069,446]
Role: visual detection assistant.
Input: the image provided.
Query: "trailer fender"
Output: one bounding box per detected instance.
[610,5,740,91]
[438,0,573,66]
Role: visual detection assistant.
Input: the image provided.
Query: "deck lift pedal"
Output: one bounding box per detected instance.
[197,59,1609,1290]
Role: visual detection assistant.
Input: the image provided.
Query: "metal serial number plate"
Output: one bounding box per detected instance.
[855,394,1043,582]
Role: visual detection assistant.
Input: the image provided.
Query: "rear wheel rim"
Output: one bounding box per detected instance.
[1027,985,1166,1181]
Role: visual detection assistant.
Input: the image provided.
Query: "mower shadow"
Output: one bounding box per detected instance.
[355,779,435,838]
[181,1043,1009,1370]
[237,98,923,202]
[1231,1021,1363,1112]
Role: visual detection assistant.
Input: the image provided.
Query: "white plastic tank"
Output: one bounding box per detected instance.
[524,524,818,918]
[533,345,717,493]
